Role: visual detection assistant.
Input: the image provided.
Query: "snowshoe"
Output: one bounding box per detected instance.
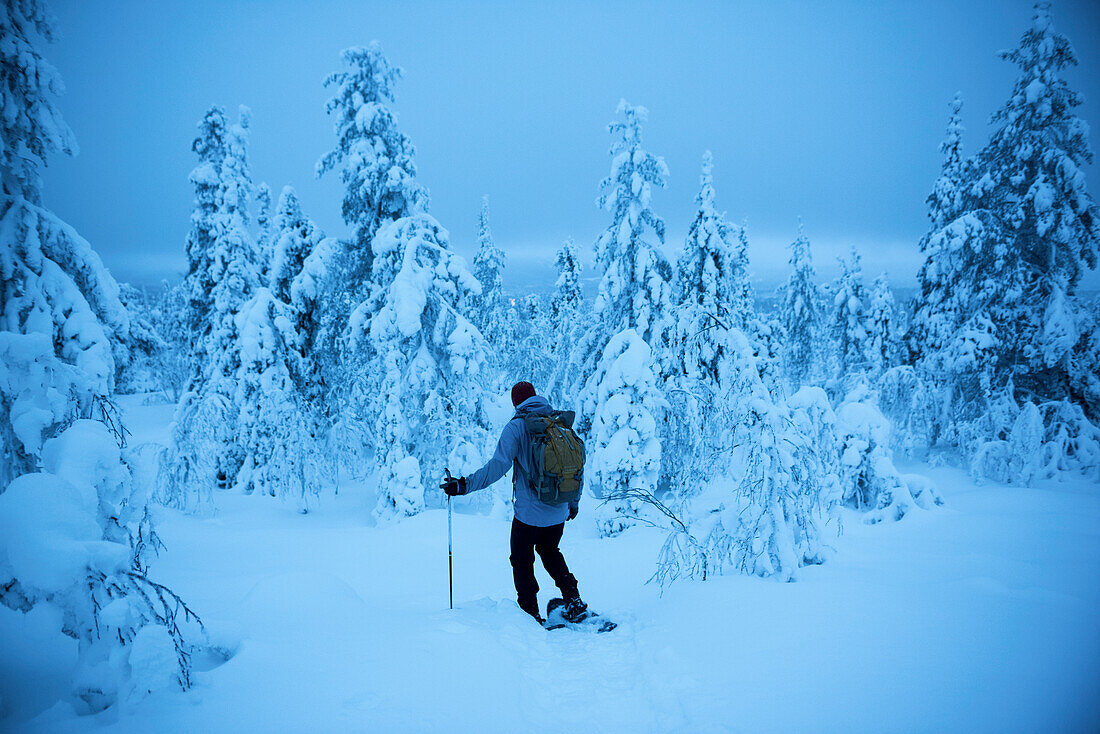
[544,597,617,633]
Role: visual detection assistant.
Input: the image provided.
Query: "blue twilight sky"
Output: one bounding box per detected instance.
[45,0,1100,293]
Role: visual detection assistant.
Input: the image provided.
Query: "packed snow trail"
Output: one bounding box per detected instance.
[1,398,1099,732]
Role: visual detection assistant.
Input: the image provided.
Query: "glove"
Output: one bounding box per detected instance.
[440,475,468,497]
[567,505,579,521]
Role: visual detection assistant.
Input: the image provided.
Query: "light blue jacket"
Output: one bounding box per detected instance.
[465,395,580,527]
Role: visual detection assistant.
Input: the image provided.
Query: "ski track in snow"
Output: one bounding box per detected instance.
[1,398,1099,733]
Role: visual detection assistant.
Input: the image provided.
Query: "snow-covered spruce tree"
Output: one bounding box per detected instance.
[1,1,202,709]
[232,289,330,508]
[582,330,667,537]
[574,100,674,534]
[270,186,324,306]
[350,214,488,523]
[546,237,585,404]
[162,107,261,513]
[317,42,427,286]
[316,44,429,474]
[230,185,334,508]
[674,151,745,362]
[777,223,824,388]
[588,101,675,361]
[254,181,273,280]
[272,186,330,408]
[829,247,872,387]
[181,106,229,368]
[510,293,554,390]
[470,195,508,349]
[866,273,899,377]
[907,96,1009,445]
[667,152,746,494]
[910,4,1100,477]
[551,237,583,323]
[977,2,1098,403]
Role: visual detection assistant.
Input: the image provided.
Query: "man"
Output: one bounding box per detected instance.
[440,381,586,625]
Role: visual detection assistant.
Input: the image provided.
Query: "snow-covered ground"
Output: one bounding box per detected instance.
[2,397,1099,733]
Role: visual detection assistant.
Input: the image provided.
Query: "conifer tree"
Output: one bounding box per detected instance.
[550,237,583,323]
[866,273,899,377]
[255,181,273,279]
[730,223,755,330]
[546,237,584,404]
[351,214,488,522]
[575,100,673,534]
[830,247,871,383]
[777,223,824,387]
[315,44,429,471]
[589,101,675,359]
[317,43,427,285]
[164,107,261,511]
[470,195,507,349]
[978,1,1098,397]
[667,152,745,492]
[909,3,1100,469]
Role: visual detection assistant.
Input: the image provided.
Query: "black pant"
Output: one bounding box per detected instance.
[509,518,578,610]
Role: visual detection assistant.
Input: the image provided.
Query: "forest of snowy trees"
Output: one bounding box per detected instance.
[1,0,1098,712]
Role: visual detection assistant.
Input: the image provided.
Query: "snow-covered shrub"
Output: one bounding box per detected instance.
[972,399,1100,484]
[971,401,1043,485]
[835,389,942,523]
[158,389,230,516]
[787,385,843,505]
[652,336,839,587]
[1038,400,1100,479]
[653,389,836,586]
[1,2,201,710]
[583,329,667,537]
[375,454,424,523]
[1,422,204,712]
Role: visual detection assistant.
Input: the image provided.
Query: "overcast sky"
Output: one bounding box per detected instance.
[45,0,1100,293]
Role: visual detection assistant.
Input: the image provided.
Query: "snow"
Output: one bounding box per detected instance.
[0,471,126,596]
[3,401,1099,731]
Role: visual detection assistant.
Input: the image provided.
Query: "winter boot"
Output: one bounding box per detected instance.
[518,597,545,625]
[562,591,588,623]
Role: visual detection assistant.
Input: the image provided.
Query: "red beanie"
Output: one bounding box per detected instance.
[511,381,536,407]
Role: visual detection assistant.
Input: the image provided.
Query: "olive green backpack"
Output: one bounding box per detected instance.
[514,409,585,505]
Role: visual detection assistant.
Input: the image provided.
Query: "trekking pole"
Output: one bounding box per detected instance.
[445,468,454,610]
